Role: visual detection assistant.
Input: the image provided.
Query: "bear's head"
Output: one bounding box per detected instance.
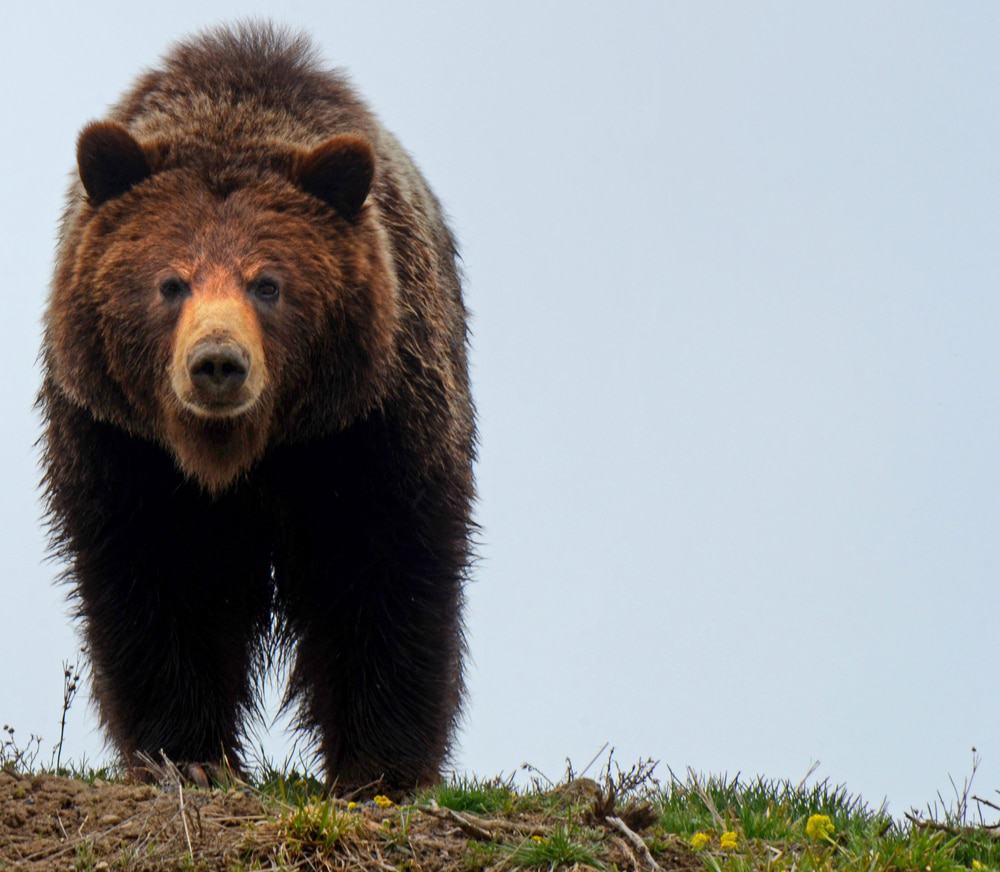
[48,122,399,493]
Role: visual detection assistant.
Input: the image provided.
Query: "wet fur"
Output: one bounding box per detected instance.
[39,23,475,790]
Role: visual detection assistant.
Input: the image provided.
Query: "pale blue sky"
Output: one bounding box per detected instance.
[2,2,998,814]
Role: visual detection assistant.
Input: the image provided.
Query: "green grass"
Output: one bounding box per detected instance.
[251,761,326,806]
[73,839,97,872]
[644,767,1000,872]
[507,826,605,870]
[462,840,505,871]
[413,762,1000,871]
[655,771,889,840]
[419,775,519,815]
[281,800,364,851]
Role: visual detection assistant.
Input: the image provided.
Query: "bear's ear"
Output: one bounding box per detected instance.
[77,122,152,206]
[294,134,375,220]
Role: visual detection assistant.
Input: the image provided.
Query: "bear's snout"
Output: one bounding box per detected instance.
[168,280,268,421]
[188,340,250,402]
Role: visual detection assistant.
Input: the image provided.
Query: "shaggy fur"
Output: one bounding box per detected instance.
[40,23,475,790]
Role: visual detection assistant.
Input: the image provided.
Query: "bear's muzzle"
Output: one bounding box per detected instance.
[187,339,251,405]
[169,274,267,419]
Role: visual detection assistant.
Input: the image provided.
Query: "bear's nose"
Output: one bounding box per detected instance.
[187,340,250,401]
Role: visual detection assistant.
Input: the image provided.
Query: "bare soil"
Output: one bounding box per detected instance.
[0,769,263,869]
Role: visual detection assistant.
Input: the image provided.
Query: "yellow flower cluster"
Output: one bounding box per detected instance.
[373,794,395,808]
[531,835,545,843]
[805,814,835,841]
[689,832,710,851]
[689,831,739,851]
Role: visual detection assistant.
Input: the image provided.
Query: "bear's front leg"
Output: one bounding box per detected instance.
[271,425,472,793]
[43,394,274,779]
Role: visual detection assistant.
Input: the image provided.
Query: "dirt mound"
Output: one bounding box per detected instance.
[0,770,264,869]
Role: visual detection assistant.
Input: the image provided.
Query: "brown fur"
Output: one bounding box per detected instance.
[40,23,475,790]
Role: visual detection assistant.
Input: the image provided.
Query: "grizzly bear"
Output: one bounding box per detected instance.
[39,23,475,791]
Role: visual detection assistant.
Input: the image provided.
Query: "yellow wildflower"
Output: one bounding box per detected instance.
[720,831,738,850]
[971,862,985,871]
[689,832,710,851]
[373,794,394,808]
[531,835,545,843]
[805,814,835,841]
[347,801,358,810]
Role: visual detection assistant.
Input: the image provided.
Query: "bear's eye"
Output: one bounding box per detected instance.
[159,277,190,300]
[252,276,281,302]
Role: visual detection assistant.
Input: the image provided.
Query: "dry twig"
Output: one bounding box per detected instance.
[177,775,194,859]
[686,768,726,832]
[606,815,661,872]
[425,802,494,841]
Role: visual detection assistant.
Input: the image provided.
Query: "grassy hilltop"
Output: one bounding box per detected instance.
[2,736,999,872]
